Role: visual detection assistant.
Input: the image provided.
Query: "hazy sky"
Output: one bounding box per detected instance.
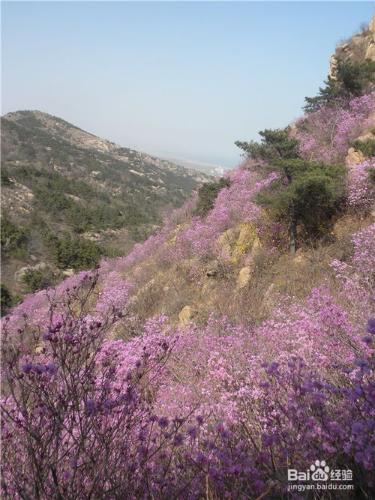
[2,2,374,168]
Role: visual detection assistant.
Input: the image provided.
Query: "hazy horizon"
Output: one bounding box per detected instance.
[2,1,374,168]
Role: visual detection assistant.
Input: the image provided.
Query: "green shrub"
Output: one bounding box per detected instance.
[1,168,13,187]
[21,268,54,292]
[236,127,345,251]
[257,160,345,251]
[34,187,71,215]
[1,215,28,258]
[1,284,13,316]
[353,138,375,158]
[194,178,231,217]
[47,233,103,270]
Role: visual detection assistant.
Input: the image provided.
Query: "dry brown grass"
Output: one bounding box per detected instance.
[118,213,374,330]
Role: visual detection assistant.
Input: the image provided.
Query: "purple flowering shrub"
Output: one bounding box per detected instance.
[186,351,375,496]
[347,158,375,210]
[1,219,375,497]
[171,167,279,261]
[295,92,375,163]
[3,292,374,498]
[1,284,205,499]
[2,269,134,339]
[330,224,374,329]
[98,196,199,278]
[95,271,133,318]
[94,163,280,278]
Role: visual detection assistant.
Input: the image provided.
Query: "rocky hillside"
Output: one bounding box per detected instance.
[1,110,210,296]
[330,15,375,76]
[1,17,375,499]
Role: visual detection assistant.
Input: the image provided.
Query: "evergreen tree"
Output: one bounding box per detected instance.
[236,129,345,252]
[258,160,345,252]
[304,59,375,113]
[235,127,299,162]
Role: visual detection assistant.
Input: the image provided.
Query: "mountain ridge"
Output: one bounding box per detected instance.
[1,109,211,296]
[2,109,211,178]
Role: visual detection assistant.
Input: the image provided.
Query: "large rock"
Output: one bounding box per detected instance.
[217,223,260,263]
[332,15,375,77]
[236,266,252,289]
[178,306,196,326]
[232,223,258,261]
[328,54,339,79]
[365,42,375,60]
[370,15,375,34]
[366,15,375,60]
[217,227,237,258]
[62,268,75,278]
[346,147,365,167]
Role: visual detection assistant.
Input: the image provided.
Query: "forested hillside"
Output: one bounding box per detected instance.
[1,110,209,299]
[1,17,375,499]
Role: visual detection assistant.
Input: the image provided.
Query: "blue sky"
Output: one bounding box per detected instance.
[2,2,374,168]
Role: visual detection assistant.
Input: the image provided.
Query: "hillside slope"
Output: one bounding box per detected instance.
[1,111,210,295]
[2,17,375,499]
[330,15,375,76]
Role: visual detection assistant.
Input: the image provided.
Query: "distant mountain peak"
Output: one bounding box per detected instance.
[4,110,119,153]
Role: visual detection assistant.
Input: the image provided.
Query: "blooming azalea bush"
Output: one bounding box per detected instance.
[295,92,375,163]
[331,223,375,313]
[2,288,374,497]
[347,158,375,209]
[2,224,375,498]
[1,287,205,499]
[2,269,133,338]
[2,217,374,497]
[171,167,278,261]
[2,271,97,335]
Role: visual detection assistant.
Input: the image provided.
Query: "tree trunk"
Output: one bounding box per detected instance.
[289,208,297,254]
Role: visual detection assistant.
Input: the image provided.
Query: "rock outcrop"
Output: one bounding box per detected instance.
[236,266,252,289]
[178,305,197,326]
[329,15,375,78]
[218,223,261,264]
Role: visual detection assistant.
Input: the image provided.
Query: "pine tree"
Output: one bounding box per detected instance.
[304,59,375,113]
[258,160,345,252]
[236,129,345,252]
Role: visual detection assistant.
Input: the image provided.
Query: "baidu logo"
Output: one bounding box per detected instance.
[288,459,354,492]
[309,460,330,481]
[288,459,330,482]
